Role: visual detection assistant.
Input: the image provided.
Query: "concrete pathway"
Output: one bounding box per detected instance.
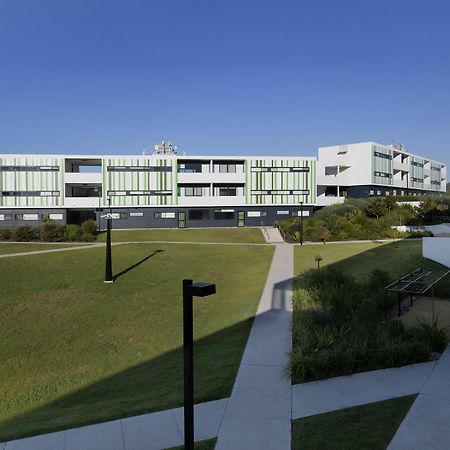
[1,360,441,449]
[1,399,228,450]
[263,226,285,244]
[388,344,450,450]
[0,243,104,258]
[292,361,435,419]
[215,243,294,450]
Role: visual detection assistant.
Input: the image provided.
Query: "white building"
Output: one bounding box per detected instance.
[317,142,447,205]
[0,141,446,228]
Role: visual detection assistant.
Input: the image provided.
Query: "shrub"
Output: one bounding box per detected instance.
[81,233,95,242]
[81,219,97,237]
[290,266,449,383]
[13,226,39,242]
[0,228,13,241]
[64,224,83,241]
[40,219,65,242]
[413,319,448,353]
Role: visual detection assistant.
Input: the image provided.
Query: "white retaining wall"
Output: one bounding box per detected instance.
[423,237,450,268]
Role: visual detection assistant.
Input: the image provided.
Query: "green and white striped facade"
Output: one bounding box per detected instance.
[0,154,316,228]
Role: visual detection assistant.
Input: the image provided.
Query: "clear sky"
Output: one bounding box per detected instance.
[0,0,449,162]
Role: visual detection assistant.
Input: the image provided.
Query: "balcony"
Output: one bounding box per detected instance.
[177,172,245,184]
[64,172,102,184]
[316,196,345,206]
[64,197,101,208]
[393,161,410,172]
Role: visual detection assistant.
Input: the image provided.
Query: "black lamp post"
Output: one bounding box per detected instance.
[182,279,216,450]
[104,198,113,284]
[299,201,304,246]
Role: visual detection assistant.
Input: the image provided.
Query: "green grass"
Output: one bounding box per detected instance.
[0,242,274,441]
[0,243,85,255]
[295,240,445,279]
[292,395,416,450]
[166,438,216,449]
[97,227,266,244]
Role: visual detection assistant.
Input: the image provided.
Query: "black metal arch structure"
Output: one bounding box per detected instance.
[384,268,449,319]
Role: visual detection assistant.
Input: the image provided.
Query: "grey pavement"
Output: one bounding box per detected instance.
[389,344,450,450]
[0,243,104,258]
[1,399,228,450]
[292,361,435,419]
[263,226,284,244]
[215,243,294,450]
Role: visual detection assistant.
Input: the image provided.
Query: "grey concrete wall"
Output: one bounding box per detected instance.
[96,206,314,229]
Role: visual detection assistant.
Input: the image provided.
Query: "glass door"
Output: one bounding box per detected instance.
[237,211,245,227]
[178,211,186,228]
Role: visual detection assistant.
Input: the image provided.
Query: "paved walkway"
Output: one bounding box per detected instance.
[263,226,285,244]
[0,243,104,258]
[215,243,294,450]
[0,399,228,450]
[389,344,450,450]
[292,361,435,419]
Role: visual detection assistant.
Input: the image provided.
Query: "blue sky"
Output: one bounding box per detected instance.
[0,0,449,162]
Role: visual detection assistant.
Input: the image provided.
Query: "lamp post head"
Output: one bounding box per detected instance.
[188,282,216,297]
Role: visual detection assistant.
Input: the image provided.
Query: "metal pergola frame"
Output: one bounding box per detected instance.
[384,268,449,319]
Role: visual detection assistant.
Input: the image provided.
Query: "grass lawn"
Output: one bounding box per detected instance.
[166,438,216,449]
[295,240,446,279]
[0,242,274,442]
[292,395,416,450]
[96,227,266,244]
[0,243,85,255]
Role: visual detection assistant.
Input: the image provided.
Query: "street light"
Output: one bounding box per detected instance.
[104,198,113,284]
[182,279,216,450]
[299,201,304,246]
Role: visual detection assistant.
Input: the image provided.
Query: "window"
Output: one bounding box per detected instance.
[377,190,382,195]
[277,211,290,215]
[215,162,240,173]
[251,166,309,173]
[374,171,392,178]
[178,163,203,173]
[184,186,203,197]
[130,212,144,217]
[218,187,236,196]
[108,165,171,172]
[374,151,392,160]
[247,211,267,217]
[1,191,59,197]
[154,212,176,219]
[214,209,234,220]
[325,166,338,176]
[16,214,39,221]
[0,165,59,172]
[49,213,63,220]
[189,209,210,220]
[369,190,375,196]
[0,214,12,221]
[292,211,310,217]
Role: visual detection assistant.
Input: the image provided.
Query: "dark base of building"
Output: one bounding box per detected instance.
[321,184,443,199]
[0,206,313,229]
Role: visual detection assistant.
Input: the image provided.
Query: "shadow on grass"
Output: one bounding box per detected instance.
[113,249,164,281]
[0,317,255,443]
[0,262,295,443]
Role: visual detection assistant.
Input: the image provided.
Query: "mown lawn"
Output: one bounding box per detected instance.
[295,240,445,279]
[0,243,85,255]
[97,227,266,244]
[0,242,273,442]
[292,395,416,450]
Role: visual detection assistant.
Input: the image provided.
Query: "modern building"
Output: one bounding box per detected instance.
[0,141,446,228]
[0,149,316,229]
[317,142,447,205]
